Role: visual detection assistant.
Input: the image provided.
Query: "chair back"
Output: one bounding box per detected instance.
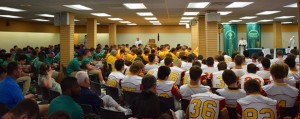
[89,74,99,83]
[90,81,101,96]
[106,86,120,102]
[0,103,9,117]
[39,86,50,101]
[227,107,238,119]
[280,106,297,119]
[99,107,126,119]
[123,91,140,107]
[181,99,190,112]
[79,104,94,114]
[158,97,175,111]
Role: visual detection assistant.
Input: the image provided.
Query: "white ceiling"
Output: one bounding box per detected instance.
[0,0,298,25]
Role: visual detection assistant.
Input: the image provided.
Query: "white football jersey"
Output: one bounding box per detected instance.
[211,70,227,88]
[237,95,278,119]
[189,92,226,119]
[181,62,192,71]
[227,62,235,69]
[147,68,158,79]
[182,71,190,85]
[231,68,246,78]
[213,61,219,68]
[169,66,185,85]
[122,65,129,74]
[224,55,232,63]
[256,70,271,84]
[121,75,142,93]
[240,73,264,89]
[288,70,300,81]
[256,63,263,71]
[203,67,218,74]
[216,88,246,108]
[262,83,299,107]
[201,64,208,70]
[107,71,125,95]
[144,63,159,73]
[160,59,165,66]
[180,84,210,100]
[157,80,176,98]
[271,58,285,65]
[270,75,296,87]
[245,58,252,64]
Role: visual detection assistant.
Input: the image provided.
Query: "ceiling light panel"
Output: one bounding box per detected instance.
[240,16,257,19]
[137,12,153,16]
[257,11,280,15]
[183,12,199,16]
[187,2,210,8]
[180,20,190,23]
[246,22,258,24]
[32,19,49,22]
[217,11,232,15]
[36,14,54,17]
[120,21,131,23]
[144,17,157,20]
[181,17,194,20]
[229,20,242,22]
[149,21,160,23]
[108,18,123,21]
[221,22,231,24]
[179,23,188,25]
[281,22,293,24]
[0,15,22,18]
[74,19,80,21]
[63,4,92,10]
[226,2,253,8]
[91,13,111,17]
[0,7,25,12]
[284,3,297,8]
[258,19,273,22]
[123,3,146,9]
[128,23,137,25]
[153,23,162,25]
[274,16,295,19]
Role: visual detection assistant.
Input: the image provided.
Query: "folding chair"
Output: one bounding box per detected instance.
[99,107,126,119]
[227,107,238,119]
[158,97,175,111]
[280,106,297,119]
[90,81,101,96]
[79,104,94,114]
[123,91,140,107]
[106,86,120,102]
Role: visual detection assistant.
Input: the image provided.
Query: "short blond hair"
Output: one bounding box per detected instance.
[129,61,144,75]
[173,59,182,67]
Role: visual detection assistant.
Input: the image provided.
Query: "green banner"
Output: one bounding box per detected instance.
[246,24,261,48]
[223,24,238,55]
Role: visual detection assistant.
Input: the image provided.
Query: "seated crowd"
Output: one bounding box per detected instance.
[0,43,300,119]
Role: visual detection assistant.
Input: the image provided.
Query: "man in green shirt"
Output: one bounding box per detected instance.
[48,77,83,119]
[2,53,13,68]
[67,54,83,77]
[26,51,37,65]
[45,52,55,64]
[82,49,105,84]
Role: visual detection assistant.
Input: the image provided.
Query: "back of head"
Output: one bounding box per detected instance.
[217,55,225,62]
[189,66,202,81]
[115,59,124,71]
[164,57,173,66]
[157,66,171,79]
[234,55,243,66]
[192,61,201,67]
[148,54,155,62]
[83,49,90,55]
[129,61,144,75]
[5,53,12,60]
[265,54,272,59]
[198,55,203,60]
[17,54,27,62]
[206,57,214,66]
[244,79,261,94]
[251,53,258,60]
[243,50,249,57]
[247,64,257,73]
[290,49,298,55]
[277,50,283,56]
[285,54,296,68]
[61,77,78,93]
[49,111,72,119]
[217,61,227,70]
[261,57,271,69]
[142,74,157,92]
[257,51,264,57]
[181,56,187,61]
[270,63,289,80]
[110,50,117,56]
[75,71,89,84]
[7,62,18,76]
[173,59,181,67]
[40,63,49,75]
[0,66,6,75]
[187,54,195,62]
[222,70,237,85]
[11,99,39,119]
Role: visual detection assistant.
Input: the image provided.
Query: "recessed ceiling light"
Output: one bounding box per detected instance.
[144,17,157,20]
[32,19,49,22]
[180,20,190,23]
[240,16,257,19]
[187,2,210,8]
[128,23,137,25]
[137,12,153,16]
[226,2,253,8]
[63,4,92,10]
[153,23,162,25]
[257,11,280,15]
[274,16,295,19]
[36,14,54,17]
[181,17,194,20]
[149,21,160,23]
[221,22,231,24]
[229,20,242,22]
[217,11,232,15]
[281,22,293,24]
[120,21,131,23]
[74,19,80,21]
[123,3,146,9]
[183,12,199,16]
[284,3,297,8]
[108,18,123,21]
[246,22,258,24]
[0,15,22,18]
[258,19,273,22]
[179,23,188,25]
[0,7,25,12]
[91,13,111,17]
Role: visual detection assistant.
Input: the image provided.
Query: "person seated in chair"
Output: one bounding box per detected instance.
[38,64,61,94]
[66,53,84,77]
[2,99,39,119]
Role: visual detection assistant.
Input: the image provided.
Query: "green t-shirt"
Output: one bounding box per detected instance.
[48,95,84,119]
[45,55,54,64]
[2,60,12,68]
[67,58,81,76]
[26,54,36,64]
[54,53,60,62]
[33,59,44,70]
[81,57,90,66]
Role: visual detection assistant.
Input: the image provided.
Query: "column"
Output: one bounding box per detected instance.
[191,20,199,52]
[273,22,282,48]
[109,23,117,46]
[87,18,97,48]
[60,12,74,68]
[198,16,206,57]
[205,15,219,57]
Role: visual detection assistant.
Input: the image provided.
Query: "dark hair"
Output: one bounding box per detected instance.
[251,54,258,60]
[11,99,39,119]
[261,57,271,69]
[157,66,171,80]
[187,54,195,62]
[192,61,201,67]
[285,54,296,68]
[181,56,187,61]
[202,59,207,65]
[222,70,237,85]
[134,90,160,119]
[243,50,249,57]
[151,49,156,54]
[206,57,214,66]
[234,55,243,66]
[198,55,203,60]
[170,48,176,53]
[83,49,90,55]
[217,56,225,62]
[0,66,6,75]
[257,51,264,57]
[270,63,289,79]
[277,50,283,56]
[247,64,257,73]
[90,48,95,52]
[40,63,50,75]
[217,61,227,70]
[49,111,72,119]
[144,49,150,55]
[5,53,12,60]
[164,57,173,66]
[142,74,157,91]
[61,77,78,93]
[17,54,27,62]
[290,49,298,55]
[190,66,202,81]
[265,54,272,59]
[7,62,18,75]
[148,54,156,62]
[115,59,124,71]
[244,79,261,94]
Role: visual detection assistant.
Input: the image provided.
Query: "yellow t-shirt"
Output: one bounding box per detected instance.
[142,54,149,62]
[159,51,166,59]
[106,55,117,71]
[170,53,177,60]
